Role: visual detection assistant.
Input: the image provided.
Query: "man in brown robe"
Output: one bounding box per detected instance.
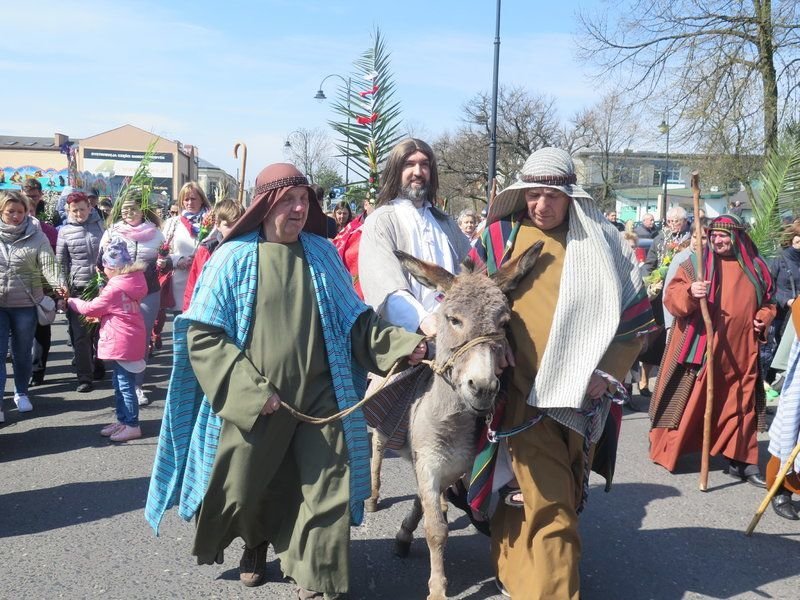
[173,164,426,599]
[469,148,653,599]
[649,214,776,486]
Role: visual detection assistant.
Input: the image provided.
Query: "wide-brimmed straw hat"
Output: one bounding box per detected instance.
[486,147,592,225]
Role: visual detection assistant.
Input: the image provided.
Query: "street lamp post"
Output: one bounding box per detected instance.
[284,130,312,183]
[487,0,502,203]
[314,74,351,191]
[659,117,670,223]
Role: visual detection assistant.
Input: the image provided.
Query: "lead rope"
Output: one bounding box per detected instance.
[278,333,505,425]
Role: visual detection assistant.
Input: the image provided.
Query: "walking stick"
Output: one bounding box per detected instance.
[745,440,800,535]
[233,142,247,206]
[692,172,715,491]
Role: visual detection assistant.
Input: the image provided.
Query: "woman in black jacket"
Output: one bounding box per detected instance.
[765,224,800,378]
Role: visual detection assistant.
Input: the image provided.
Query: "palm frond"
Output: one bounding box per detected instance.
[329,27,404,199]
[109,139,160,223]
[750,138,800,258]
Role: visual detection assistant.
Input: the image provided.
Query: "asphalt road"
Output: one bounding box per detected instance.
[2,318,799,599]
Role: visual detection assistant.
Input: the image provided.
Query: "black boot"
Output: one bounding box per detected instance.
[726,460,767,488]
[771,489,799,521]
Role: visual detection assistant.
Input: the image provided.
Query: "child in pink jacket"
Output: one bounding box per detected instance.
[68,239,148,442]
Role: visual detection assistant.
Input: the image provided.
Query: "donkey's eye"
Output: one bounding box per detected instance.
[447,316,462,327]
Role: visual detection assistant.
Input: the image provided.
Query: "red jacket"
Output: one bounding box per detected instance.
[333,214,366,299]
[183,242,213,311]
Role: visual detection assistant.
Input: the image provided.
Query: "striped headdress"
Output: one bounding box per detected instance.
[677,214,773,365]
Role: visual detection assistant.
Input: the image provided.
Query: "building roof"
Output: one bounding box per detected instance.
[0,135,59,150]
[197,157,223,170]
[616,185,753,210]
[616,186,736,201]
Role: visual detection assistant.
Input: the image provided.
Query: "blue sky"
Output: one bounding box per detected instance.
[2,0,608,183]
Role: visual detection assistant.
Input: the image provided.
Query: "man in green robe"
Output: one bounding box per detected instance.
[178,164,426,599]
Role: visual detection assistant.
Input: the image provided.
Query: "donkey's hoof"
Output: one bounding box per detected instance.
[426,594,447,600]
[365,497,379,513]
[394,538,411,558]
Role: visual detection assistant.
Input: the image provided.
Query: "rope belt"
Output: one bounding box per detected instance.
[278,332,506,426]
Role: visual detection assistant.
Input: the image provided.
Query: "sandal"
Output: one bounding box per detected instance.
[499,485,524,508]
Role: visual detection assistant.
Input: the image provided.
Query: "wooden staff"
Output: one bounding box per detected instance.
[692,172,715,491]
[745,440,800,535]
[233,142,248,206]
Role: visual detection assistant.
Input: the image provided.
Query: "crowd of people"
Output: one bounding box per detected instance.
[3,141,800,599]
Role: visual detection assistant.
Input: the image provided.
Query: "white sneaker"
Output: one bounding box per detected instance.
[136,386,149,407]
[14,394,33,412]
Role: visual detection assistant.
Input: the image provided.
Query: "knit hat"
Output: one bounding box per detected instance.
[487,147,592,225]
[223,163,326,241]
[103,238,134,270]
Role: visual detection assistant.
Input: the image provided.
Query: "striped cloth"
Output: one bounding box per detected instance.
[769,337,800,473]
[145,230,370,534]
[363,365,433,450]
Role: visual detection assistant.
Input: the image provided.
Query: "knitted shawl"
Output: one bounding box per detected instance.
[469,200,654,438]
[145,230,370,534]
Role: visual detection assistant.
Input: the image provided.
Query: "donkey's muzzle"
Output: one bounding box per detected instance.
[463,376,499,415]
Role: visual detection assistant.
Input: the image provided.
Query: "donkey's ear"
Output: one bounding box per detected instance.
[461,256,476,274]
[491,240,544,294]
[394,250,455,292]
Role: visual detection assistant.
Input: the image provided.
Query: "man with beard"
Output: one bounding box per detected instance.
[358,138,470,336]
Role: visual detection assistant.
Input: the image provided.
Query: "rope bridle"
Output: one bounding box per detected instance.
[421,332,506,381]
[279,332,506,425]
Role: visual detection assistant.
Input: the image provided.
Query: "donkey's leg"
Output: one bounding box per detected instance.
[366,430,386,513]
[394,495,423,558]
[418,471,449,600]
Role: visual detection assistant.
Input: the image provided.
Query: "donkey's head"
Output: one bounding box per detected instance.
[394,241,543,415]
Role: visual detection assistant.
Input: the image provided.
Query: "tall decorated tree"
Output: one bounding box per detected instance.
[330,28,404,204]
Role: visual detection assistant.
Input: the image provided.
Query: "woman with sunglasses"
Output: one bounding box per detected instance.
[97,190,165,406]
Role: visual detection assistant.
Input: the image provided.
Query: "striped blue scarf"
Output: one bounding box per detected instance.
[145,230,369,534]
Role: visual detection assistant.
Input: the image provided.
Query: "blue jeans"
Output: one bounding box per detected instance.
[112,361,139,427]
[0,306,38,395]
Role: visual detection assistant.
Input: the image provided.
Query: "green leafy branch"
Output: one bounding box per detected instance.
[749,137,800,259]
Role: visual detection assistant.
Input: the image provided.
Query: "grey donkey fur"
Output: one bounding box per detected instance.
[367,242,543,600]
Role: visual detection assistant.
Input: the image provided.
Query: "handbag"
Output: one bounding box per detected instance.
[0,240,58,325]
[33,295,57,326]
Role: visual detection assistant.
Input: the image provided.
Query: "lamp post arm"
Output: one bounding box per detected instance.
[318,73,349,90]
[317,73,351,189]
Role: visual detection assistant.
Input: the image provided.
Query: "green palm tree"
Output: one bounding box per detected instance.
[749,137,800,259]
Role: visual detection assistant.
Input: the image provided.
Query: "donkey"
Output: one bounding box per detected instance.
[368,243,543,600]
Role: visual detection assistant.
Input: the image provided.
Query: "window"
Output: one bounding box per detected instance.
[653,164,681,186]
[613,164,641,185]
